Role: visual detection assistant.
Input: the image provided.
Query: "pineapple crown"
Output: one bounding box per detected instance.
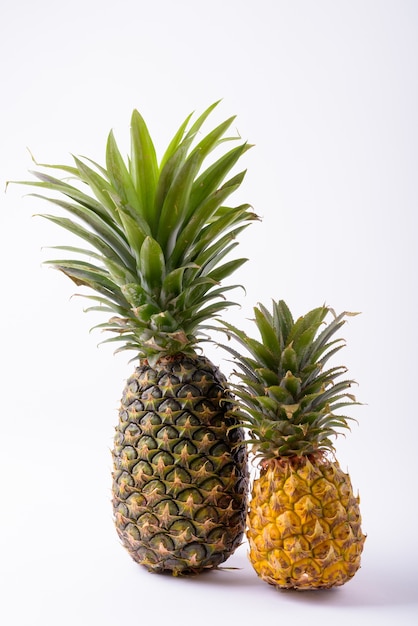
[220,300,360,459]
[15,102,258,364]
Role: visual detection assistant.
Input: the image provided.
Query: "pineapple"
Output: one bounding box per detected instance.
[18,103,257,574]
[221,300,366,589]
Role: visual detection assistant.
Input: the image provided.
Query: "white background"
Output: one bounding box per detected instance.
[1,1,417,624]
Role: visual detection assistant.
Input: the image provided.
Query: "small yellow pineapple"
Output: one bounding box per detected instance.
[221,300,366,589]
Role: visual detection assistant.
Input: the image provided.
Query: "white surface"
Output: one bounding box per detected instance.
[1,1,418,624]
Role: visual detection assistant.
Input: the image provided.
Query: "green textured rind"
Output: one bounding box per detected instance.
[112,355,249,574]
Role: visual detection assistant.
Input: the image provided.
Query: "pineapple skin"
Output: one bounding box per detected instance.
[112,354,249,575]
[247,455,365,589]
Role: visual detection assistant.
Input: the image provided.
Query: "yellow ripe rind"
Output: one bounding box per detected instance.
[247,454,366,590]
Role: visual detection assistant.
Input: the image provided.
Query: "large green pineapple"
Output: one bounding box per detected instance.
[19,103,256,574]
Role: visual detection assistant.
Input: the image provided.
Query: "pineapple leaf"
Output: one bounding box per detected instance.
[169,173,248,268]
[280,345,298,373]
[153,144,188,222]
[157,149,203,256]
[50,264,129,308]
[307,311,349,364]
[317,341,348,369]
[37,210,134,271]
[254,307,282,356]
[309,379,357,409]
[181,100,222,147]
[189,300,239,326]
[72,156,122,226]
[288,307,327,362]
[23,171,117,229]
[186,143,249,221]
[302,365,347,396]
[78,293,131,316]
[106,129,142,214]
[160,264,199,302]
[266,385,295,405]
[274,300,294,347]
[159,111,194,172]
[207,257,247,283]
[189,115,236,159]
[129,109,159,230]
[281,371,302,398]
[223,322,279,372]
[255,367,281,387]
[190,220,252,271]
[139,236,166,293]
[46,244,104,260]
[114,209,148,261]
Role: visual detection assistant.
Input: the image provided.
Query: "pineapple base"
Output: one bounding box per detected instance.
[247,454,366,589]
[112,354,249,575]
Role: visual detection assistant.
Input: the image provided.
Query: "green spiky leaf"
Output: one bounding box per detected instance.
[12,103,256,361]
[219,300,361,458]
